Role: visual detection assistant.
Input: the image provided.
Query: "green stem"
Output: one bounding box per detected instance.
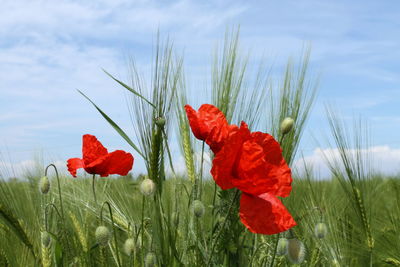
[92,174,97,204]
[199,142,205,199]
[270,233,280,267]
[45,164,64,220]
[206,190,240,267]
[44,203,62,231]
[140,195,145,266]
[100,201,122,267]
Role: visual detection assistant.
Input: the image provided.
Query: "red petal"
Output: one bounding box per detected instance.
[67,158,84,177]
[239,192,296,235]
[85,150,134,177]
[185,104,231,152]
[211,122,250,190]
[232,132,292,197]
[82,134,108,166]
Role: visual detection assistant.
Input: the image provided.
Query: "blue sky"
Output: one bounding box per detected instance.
[1,0,400,178]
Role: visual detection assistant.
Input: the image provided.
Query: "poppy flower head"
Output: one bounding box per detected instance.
[67,134,134,178]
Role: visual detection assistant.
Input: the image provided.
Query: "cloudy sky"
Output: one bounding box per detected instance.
[1,0,400,178]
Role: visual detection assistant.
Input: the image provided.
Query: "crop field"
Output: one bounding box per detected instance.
[0,32,398,267]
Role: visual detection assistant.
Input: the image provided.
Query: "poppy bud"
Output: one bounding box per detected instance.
[123,238,135,256]
[140,178,156,196]
[286,238,306,264]
[95,226,111,246]
[39,176,50,194]
[41,231,51,248]
[280,117,294,135]
[145,252,157,267]
[155,116,166,128]
[276,237,288,256]
[314,222,328,239]
[192,200,205,218]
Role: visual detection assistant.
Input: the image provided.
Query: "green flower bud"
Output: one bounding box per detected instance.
[39,176,50,194]
[192,200,205,218]
[145,252,157,267]
[41,231,51,248]
[95,226,111,246]
[171,212,179,226]
[314,222,328,239]
[140,178,156,196]
[155,116,166,128]
[286,238,306,264]
[276,238,289,256]
[280,117,294,135]
[123,238,135,256]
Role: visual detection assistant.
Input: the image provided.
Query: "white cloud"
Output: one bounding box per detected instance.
[294,145,400,179]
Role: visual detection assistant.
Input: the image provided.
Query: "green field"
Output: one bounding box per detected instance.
[1,31,398,266]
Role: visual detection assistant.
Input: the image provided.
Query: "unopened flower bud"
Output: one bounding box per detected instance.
[41,231,51,248]
[155,117,166,128]
[145,252,157,267]
[287,238,306,264]
[192,200,205,218]
[276,238,288,256]
[123,238,135,256]
[171,212,179,226]
[140,178,156,196]
[39,176,50,194]
[95,226,111,246]
[314,222,328,239]
[280,117,294,135]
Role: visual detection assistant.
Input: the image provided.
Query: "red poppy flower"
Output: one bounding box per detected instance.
[211,123,292,197]
[184,104,237,153]
[67,134,134,177]
[239,192,296,235]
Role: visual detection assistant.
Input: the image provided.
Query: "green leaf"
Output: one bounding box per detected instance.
[78,90,146,160]
[102,69,156,109]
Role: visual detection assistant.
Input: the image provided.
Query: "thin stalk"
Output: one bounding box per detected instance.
[45,164,64,219]
[141,195,145,266]
[269,233,280,267]
[206,190,240,266]
[199,142,205,199]
[92,174,97,204]
[100,201,122,267]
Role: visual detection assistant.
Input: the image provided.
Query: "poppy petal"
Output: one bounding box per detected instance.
[211,122,250,190]
[67,158,84,177]
[239,192,296,235]
[185,104,231,152]
[85,150,134,177]
[233,132,292,197]
[82,134,108,166]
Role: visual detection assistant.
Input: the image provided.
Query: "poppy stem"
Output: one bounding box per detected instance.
[92,174,97,204]
[100,201,122,267]
[206,190,240,267]
[199,141,205,199]
[45,164,64,220]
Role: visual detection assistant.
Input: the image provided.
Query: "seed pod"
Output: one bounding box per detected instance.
[314,222,328,239]
[145,252,157,267]
[140,178,156,196]
[276,238,289,256]
[280,117,294,135]
[192,200,205,218]
[41,231,51,248]
[95,226,111,246]
[123,238,135,256]
[286,238,306,264]
[39,176,50,194]
[155,117,166,128]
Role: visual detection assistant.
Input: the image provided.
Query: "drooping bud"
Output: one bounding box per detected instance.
[314,222,328,239]
[95,226,111,246]
[276,238,289,256]
[280,117,294,135]
[39,176,50,194]
[41,231,51,248]
[171,212,179,226]
[192,200,205,218]
[155,116,166,128]
[123,238,136,256]
[140,178,156,196]
[286,238,306,264]
[145,252,157,267]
